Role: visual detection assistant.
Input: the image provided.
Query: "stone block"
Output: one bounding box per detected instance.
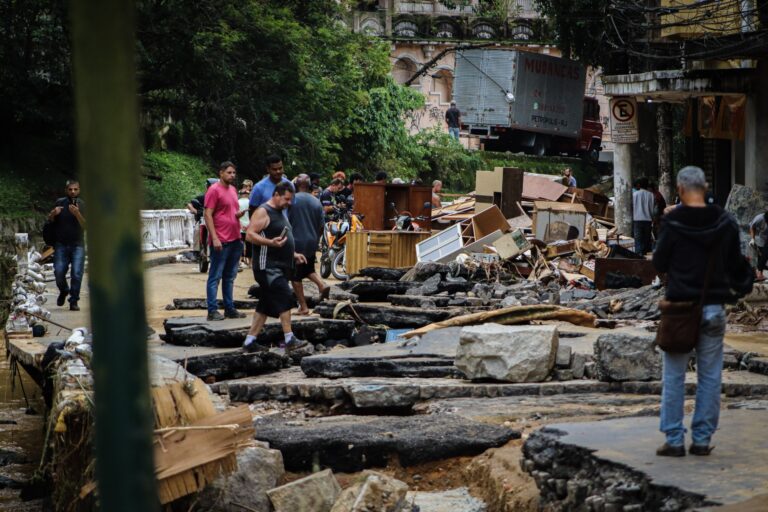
[330,471,409,512]
[456,324,558,383]
[345,384,421,408]
[571,353,587,379]
[584,362,597,379]
[406,273,442,296]
[267,468,341,512]
[555,369,573,381]
[556,345,572,368]
[593,334,661,382]
[196,446,284,512]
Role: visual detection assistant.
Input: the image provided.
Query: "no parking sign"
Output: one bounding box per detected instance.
[610,97,639,143]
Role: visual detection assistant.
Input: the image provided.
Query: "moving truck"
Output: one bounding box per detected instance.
[453,49,603,161]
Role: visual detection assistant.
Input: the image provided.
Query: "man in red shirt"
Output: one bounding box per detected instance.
[204,161,247,321]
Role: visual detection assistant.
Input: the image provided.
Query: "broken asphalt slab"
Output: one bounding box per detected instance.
[161,316,355,347]
[217,367,768,408]
[254,414,520,472]
[300,327,465,379]
[523,409,768,508]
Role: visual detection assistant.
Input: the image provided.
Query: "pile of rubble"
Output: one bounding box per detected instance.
[5,234,53,335]
[200,456,487,512]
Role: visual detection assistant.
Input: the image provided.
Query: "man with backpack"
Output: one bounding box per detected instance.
[47,180,86,311]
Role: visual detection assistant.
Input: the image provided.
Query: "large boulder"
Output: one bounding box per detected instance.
[267,468,341,512]
[331,471,409,512]
[196,445,284,512]
[593,334,661,382]
[455,324,559,382]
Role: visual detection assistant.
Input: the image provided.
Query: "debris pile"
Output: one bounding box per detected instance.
[5,234,53,335]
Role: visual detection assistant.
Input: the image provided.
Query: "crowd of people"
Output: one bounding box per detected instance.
[185,155,444,353]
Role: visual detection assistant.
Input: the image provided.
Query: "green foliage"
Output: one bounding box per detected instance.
[0,167,39,219]
[412,130,596,192]
[2,0,415,182]
[142,152,214,209]
[533,0,609,65]
[137,0,401,177]
[415,128,483,191]
[340,79,427,180]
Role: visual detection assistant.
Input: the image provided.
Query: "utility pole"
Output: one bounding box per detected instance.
[70,1,159,510]
[657,103,674,202]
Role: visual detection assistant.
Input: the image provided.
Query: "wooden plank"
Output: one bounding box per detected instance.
[522,174,568,201]
[154,405,254,504]
[345,231,368,276]
[353,183,387,230]
[500,167,524,218]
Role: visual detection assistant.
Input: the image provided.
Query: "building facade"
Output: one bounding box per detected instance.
[348,0,614,155]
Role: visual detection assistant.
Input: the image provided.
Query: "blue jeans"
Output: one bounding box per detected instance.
[448,127,460,140]
[206,240,242,314]
[54,243,85,305]
[660,304,726,447]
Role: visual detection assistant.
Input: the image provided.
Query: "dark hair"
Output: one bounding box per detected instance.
[350,173,364,183]
[308,172,320,181]
[273,182,294,197]
[638,177,650,189]
[218,161,236,173]
[329,178,343,187]
[265,154,282,167]
[65,179,79,187]
[375,171,388,182]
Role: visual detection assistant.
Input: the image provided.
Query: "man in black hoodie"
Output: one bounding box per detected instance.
[653,166,753,457]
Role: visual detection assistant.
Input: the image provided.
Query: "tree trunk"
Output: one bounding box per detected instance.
[70,0,159,509]
[657,102,674,203]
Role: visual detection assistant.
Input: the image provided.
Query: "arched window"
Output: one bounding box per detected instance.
[431,69,453,103]
[435,22,456,39]
[393,21,419,38]
[393,58,419,85]
[472,23,496,39]
[360,18,382,36]
[510,24,534,41]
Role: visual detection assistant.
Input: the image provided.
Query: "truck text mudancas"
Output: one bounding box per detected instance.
[523,58,581,81]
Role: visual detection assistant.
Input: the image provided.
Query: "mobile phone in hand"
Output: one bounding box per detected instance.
[279,227,288,239]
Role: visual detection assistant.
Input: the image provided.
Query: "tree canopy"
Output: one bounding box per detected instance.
[0,0,424,179]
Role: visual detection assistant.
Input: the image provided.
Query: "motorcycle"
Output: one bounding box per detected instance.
[389,201,431,231]
[320,207,364,280]
[194,220,209,273]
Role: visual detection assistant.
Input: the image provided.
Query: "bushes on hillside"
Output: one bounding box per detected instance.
[142,152,215,210]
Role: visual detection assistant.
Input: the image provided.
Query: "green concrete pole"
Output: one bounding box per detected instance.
[70,1,159,510]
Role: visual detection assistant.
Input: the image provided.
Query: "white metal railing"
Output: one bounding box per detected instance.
[140,209,195,252]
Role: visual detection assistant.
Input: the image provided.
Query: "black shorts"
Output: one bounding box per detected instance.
[252,266,296,317]
[291,255,317,282]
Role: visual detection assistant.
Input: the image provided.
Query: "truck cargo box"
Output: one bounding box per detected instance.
[454,49,586,138]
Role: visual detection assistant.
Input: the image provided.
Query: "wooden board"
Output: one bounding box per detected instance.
[353,184,433,230]
[523,174,568,201]
[346,231,431,275]
[154,405,254,504]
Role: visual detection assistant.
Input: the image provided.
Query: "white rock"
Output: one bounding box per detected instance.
[196,445,285,512]
[455,324,559,383]
[267,468,341,512]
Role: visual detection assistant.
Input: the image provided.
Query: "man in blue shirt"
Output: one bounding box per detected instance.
[249,154,293,212]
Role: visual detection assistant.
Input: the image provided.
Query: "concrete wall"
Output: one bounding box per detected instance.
[744,60,768,198]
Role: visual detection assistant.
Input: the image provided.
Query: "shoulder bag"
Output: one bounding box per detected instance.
[655,249,717,353]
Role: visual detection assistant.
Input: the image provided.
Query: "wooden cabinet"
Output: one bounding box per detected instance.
[346,231,432,275]
[353,183,433,230]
